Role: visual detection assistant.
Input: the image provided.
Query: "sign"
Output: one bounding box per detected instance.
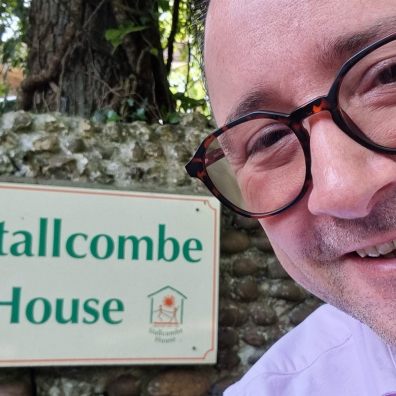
[0,183,220,366]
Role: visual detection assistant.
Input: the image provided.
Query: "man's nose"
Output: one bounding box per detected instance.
[306,114,396,219]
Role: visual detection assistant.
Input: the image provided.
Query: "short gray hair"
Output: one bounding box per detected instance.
[190,0,210,94]
[191,1,210,45]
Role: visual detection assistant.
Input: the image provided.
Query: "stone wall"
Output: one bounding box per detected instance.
[0,111,322,396]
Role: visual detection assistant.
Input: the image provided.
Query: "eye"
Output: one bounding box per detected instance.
[247,127,293,157]
[376,63,396,85]
[360,61,396,94]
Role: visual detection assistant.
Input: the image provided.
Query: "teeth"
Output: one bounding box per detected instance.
[377,241,395,255]
[356,239,396,258]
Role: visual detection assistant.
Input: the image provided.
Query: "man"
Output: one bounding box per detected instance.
[186,1,396,394]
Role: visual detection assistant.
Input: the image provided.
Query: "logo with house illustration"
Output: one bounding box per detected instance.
[147,286,187,327]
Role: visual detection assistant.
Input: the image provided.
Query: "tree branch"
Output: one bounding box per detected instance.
[166,0,180,75]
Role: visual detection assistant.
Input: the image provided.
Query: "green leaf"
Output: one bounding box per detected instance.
[105,24,148,52]
[174,93,207,111]
[135,107,146,121]
[122,25,148,34]
[104,29,123,51]
[166,112,181,124]
[159,0,170,12]
[150,47,159,57]
[91,110,107,123]
[104,29,121,42]
[106,110,121,122]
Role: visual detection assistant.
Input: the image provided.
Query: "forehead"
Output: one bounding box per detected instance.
[205,0,396,125]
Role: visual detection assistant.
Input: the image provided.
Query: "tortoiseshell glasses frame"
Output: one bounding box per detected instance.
[185,33,396,218]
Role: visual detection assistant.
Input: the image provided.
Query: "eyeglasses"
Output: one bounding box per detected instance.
[186,34,396,218]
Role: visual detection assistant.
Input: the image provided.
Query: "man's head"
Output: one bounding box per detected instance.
[193,0,396,345]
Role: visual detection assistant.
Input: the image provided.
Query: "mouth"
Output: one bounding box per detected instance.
[355,239,396,259]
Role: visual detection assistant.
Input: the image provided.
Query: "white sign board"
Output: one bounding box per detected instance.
[0,183,220,366]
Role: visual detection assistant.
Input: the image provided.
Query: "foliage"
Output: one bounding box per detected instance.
[0,0,28,112]
[0,0,209,121]
[0,0,28,65]
[105,23,148,53]
[158,0,208,116]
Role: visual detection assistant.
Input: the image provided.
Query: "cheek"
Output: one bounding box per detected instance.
[259,217,302,271]
[259,205,308,256]
[269,237,330,299]
[258,213,325,293]
[267,233,307,281]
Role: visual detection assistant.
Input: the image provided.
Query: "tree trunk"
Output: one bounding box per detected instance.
[19,0,174,122]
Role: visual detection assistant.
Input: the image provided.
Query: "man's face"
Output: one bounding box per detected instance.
[205,0,396,344]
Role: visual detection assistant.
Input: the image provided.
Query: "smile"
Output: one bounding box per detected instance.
[356,240,396,258]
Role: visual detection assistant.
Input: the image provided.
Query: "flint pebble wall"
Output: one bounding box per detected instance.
[0,111,322,396]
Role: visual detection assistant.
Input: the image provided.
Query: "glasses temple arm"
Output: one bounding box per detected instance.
[205,147,225,167]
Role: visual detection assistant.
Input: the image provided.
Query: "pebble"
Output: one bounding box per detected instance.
[248,349,266,365]
[106,374,141,396]
[232,215,260,230]
[144,141,165,159]
[147,370,212,396]
[243,327,266,347]
[0,382,32,396]
[154,124,180,142]
[268,280,309,301]
[209,376,240,396]
[130,142,146,162]
[250,234,273,251]
[180,112,209,129]
[167,143,191,162]
[234,277,259,302]
[6,111,32,132]
[218,327,239,348]
[249,302,278,325]
[32,135,59,152]
[289,299,323,325]
[232,258,258,277]
[218,303,249,327]
[217,350,241,370]
[129,121,153,142]
[266,257,290,279]
[221,230,250,254]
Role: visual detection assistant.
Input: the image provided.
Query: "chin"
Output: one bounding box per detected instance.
[329,292,396,346]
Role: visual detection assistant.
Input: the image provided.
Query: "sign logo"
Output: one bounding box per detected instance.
[148,286,187,343]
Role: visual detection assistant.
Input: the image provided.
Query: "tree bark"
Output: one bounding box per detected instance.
[166,0,181,75]
[19,0,174,121]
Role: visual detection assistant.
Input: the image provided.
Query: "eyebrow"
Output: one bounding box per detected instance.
[317,15,396,69]
[226,16,396,125]
[225,86,279,124]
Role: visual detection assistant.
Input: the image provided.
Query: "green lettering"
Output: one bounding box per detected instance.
[0,222,8,256]
[183,238,203,263]
[66,233,88,258]
[0,287,21,323]
[26,297,51,324]
[82,298,100,324]
[10,231,33,256]
[52,218,62,257]
[38,217,48,257]
[55,298,79,324]
[158,224,179,262]
[117,235,153,260]
[103,299,124,324]
[90,234,114,259]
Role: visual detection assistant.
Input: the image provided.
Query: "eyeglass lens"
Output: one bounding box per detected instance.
[204,39,396,215]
